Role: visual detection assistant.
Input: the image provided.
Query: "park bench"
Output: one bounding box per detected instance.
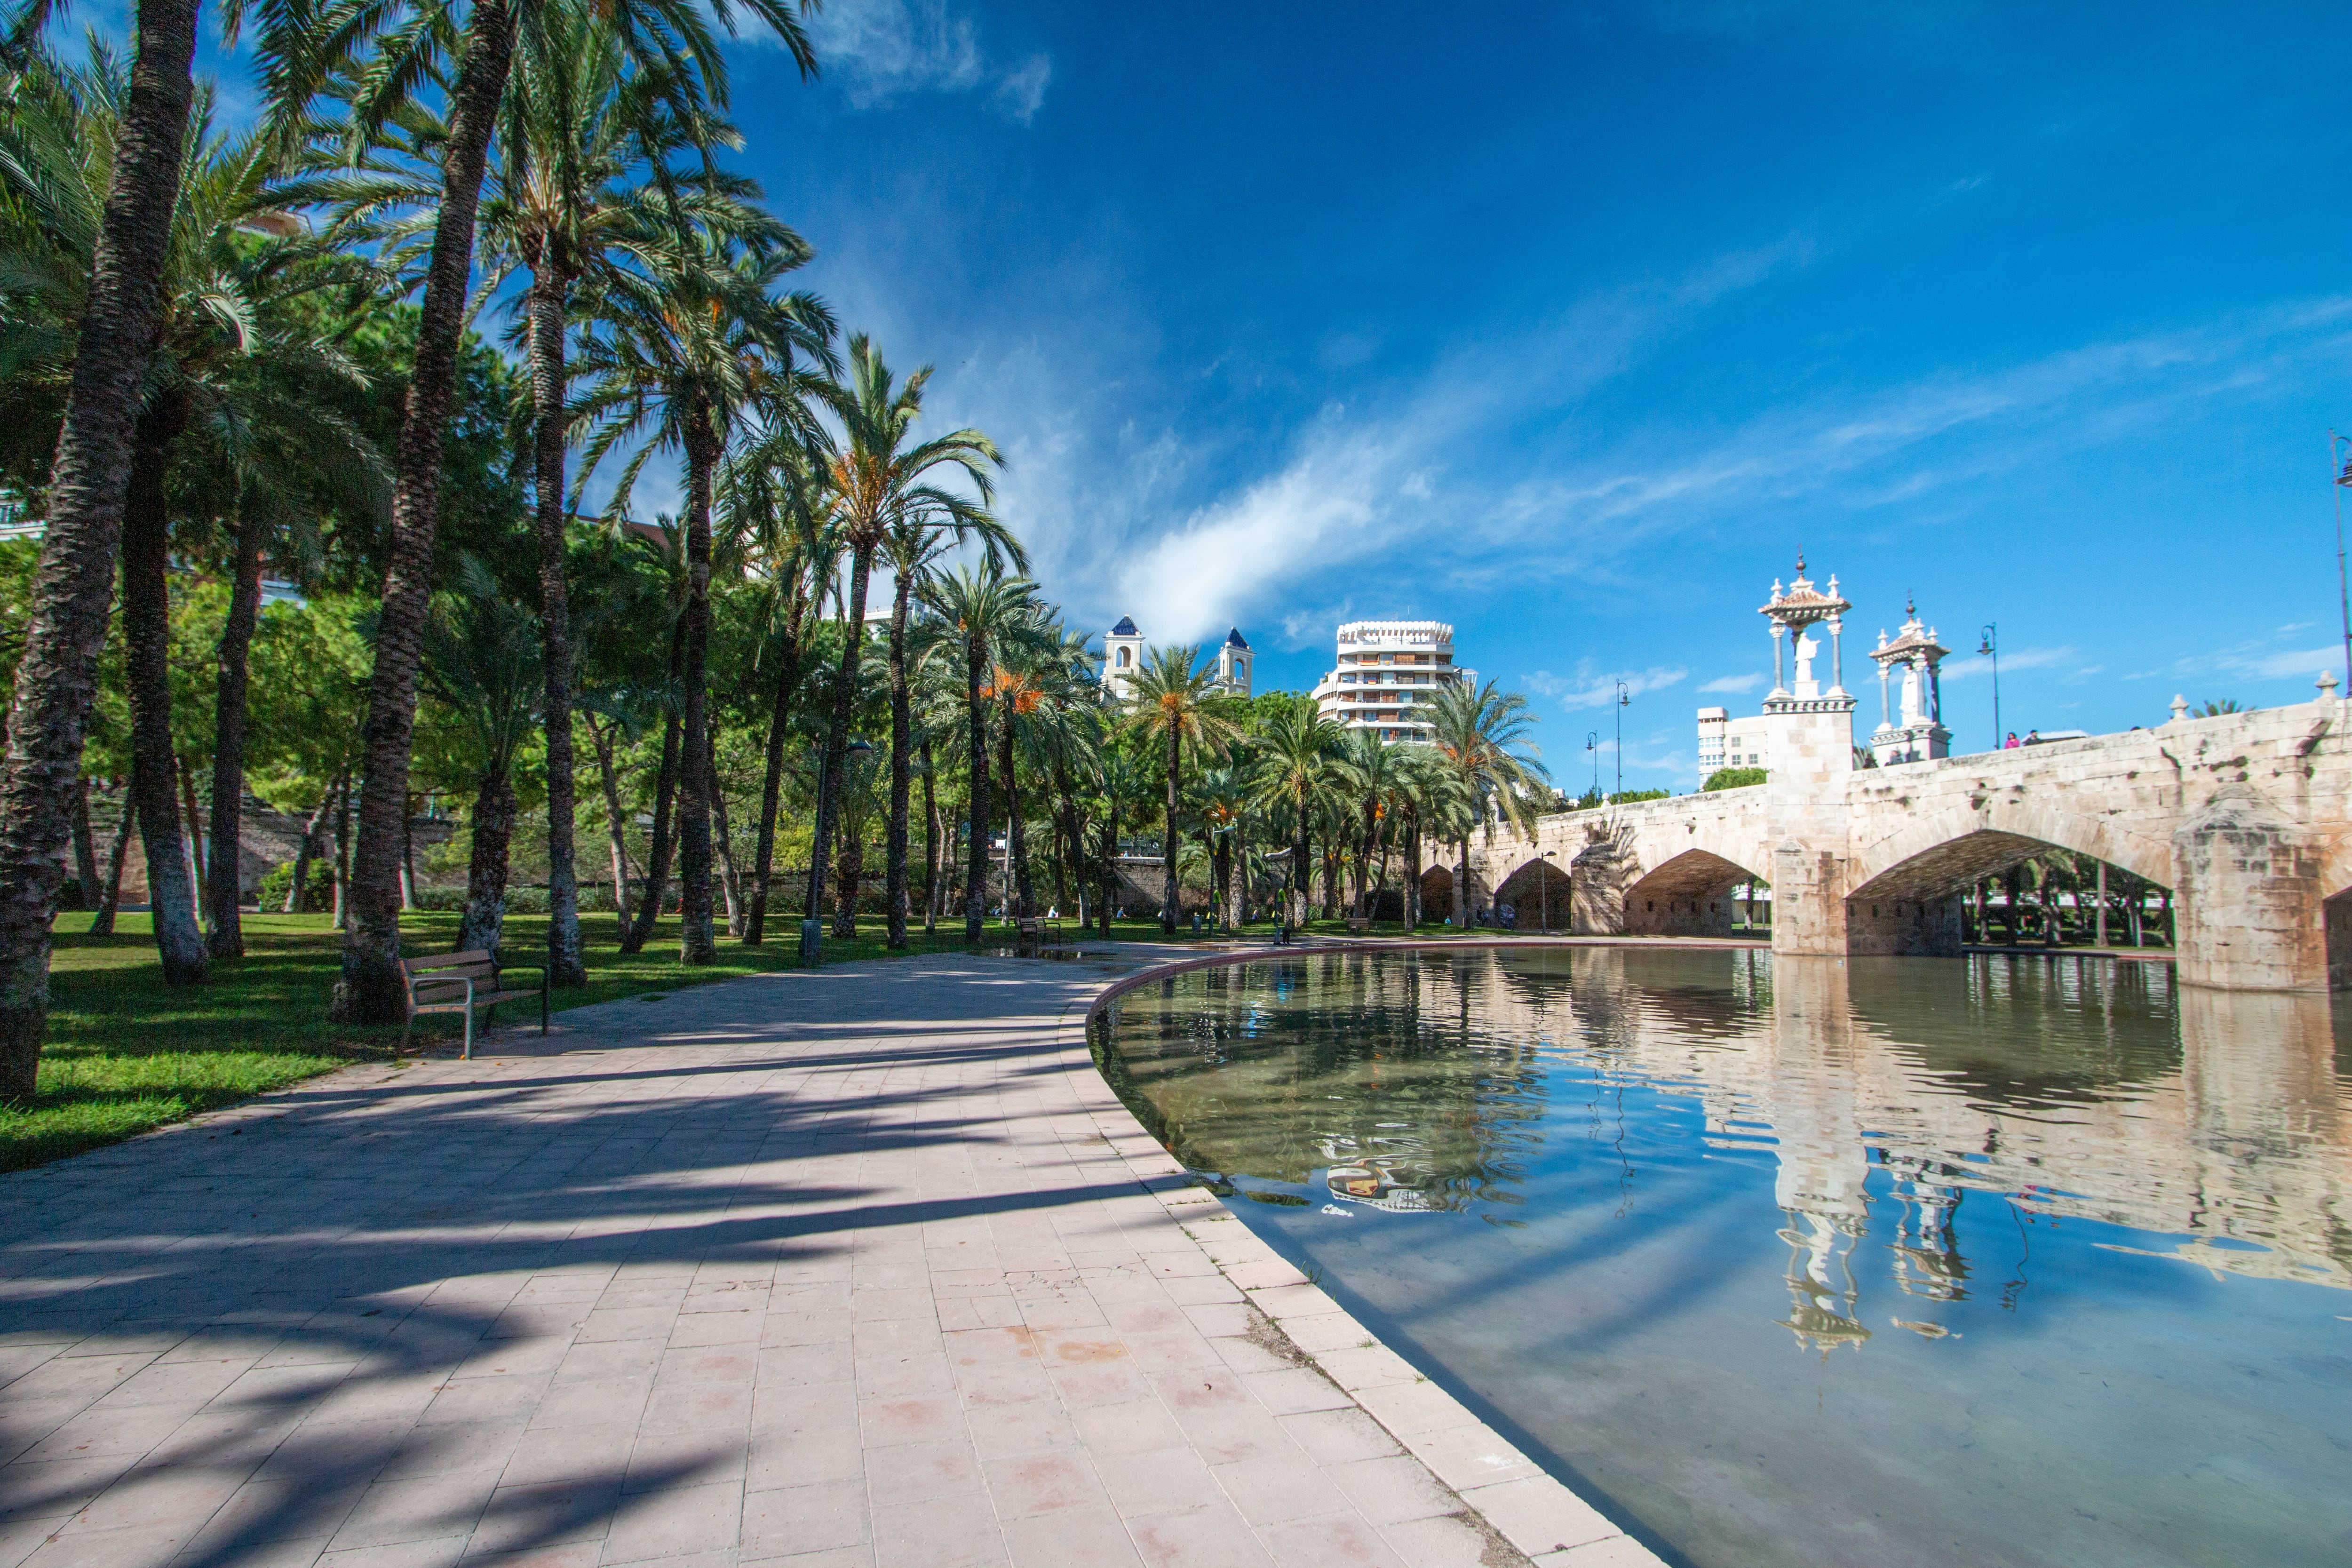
[401,949,548,1059]
[1346,916,1370,934]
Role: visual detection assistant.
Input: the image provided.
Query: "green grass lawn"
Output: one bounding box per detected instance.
[1,903,1505,1175]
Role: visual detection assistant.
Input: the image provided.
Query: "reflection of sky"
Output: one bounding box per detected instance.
[1102,949,2352,1568]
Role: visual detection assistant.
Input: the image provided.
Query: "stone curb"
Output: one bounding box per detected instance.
[1065,954,1670,1568]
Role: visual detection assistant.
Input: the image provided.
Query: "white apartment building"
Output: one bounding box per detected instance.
[1697,706,1771,773]
[1311,621,1470,742]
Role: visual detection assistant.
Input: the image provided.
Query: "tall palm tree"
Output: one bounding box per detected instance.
[1247,700,1344,927]
[722,427,837,944]
[318,0,818,1023]
[475,12,743,987]
[879,506,1020,946]
[1192,764,1248,928]
[1123,645,1244,932]
[1426,679,1551,925]
[0,0,217,1092]
[1339,728,1402,919]
[417,558,544,955]
[803,336,1003,940]
[3,53,378,981]
[920,566,1037,942]
[577,230,829,963]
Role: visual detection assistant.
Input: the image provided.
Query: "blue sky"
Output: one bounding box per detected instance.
[171,1,2348,786]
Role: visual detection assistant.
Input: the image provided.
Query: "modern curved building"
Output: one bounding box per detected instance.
[1311,620,1470,742]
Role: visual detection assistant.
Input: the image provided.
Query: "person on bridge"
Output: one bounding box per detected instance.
[2004,732,2021,748]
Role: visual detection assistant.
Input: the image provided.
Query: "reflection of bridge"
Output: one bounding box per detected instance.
[1463,617,2352,990]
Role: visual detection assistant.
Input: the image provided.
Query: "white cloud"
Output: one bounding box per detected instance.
[1528,664,1690,710]
[2212,643,2343,682]
[1937,645,2072,682]
[807,0,1050,118]
[1698,671,1764,694]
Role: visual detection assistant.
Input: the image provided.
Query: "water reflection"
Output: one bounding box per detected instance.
[1099,948,2352,1568]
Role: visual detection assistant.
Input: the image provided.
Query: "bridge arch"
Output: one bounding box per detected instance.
[1493,857,1574,930]
[1843,802,2175,957]
[1624,848,1768,938]
[1846,802,2173,900]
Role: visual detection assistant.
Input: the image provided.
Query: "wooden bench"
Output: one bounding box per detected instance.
[401,949,548,1059]
[1346,916,1370,934]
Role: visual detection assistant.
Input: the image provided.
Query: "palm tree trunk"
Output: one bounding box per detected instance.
[675,405,719,965]
[1291,813,1311,927]
[0,0,201,1099]
[962,627,990,943]
[920,738,940,934]
[206,491,266,960]
[884,567,914,948]
[588,716,634,928]
[288,793,333,913]
[624,616,686,953]
[400,795,420,909]
[70,777,100,911]
[178,754,207,920]
[744,621,804,944]
[834,816,864,936]
[455,770,515,955]
[526,263,584,987]
[335,0,518,1024]
[1099,804,1118,935]
[1001,710,1035,920]
[332,777,352,931]
[121,402,206,985]
[1161,732,1181,931]
[93,782,134,937]
[1405,820,1422,929]
[1352,802,1374,917]
[625,703,680,953]
[808,540,874,928]
[709,725,743,937]
[1453,836,1471,925]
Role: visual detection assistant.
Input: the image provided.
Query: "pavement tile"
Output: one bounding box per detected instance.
[1210,1456,1348,1526]
[329,1472,497,1552]
[1126,1502,1276,1568]
[740,1480,868,1556]
[1328,1457,1459,1527]
[23,1522,206,1568]
[1530,1536,1655,1567]
[463,1478,621,1557]
[978,1452,1107,1519]
[1261,1512,1410,1568]
[597,1480,744,1563]
[1374,1513,1497,1568]
[59,1464,249,1535]
[1455,1480,1618,1558]
[862,1440,981,1506]
[996,1505,1142,1568]
[1090,1448,1221,1518]
[869,1491,1003,1568]
[497,1424,635,1488]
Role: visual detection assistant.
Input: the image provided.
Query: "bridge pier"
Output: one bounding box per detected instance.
[2172,787,2330,992]
[1568,839,1629,935]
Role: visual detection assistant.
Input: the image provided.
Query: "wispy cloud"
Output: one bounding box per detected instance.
[1938,645,2074,682]
[808,0,1050,119]
[1698,671,1764,694]
[1528,664,1690,709]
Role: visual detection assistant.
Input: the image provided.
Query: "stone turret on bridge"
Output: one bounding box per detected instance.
[1470,559,2352,994]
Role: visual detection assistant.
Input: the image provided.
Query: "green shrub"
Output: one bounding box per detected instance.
[1702,767,1768,792]
[1607,788,1672,804]
[258,860,334,912]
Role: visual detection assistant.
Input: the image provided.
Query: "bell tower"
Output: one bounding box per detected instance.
[1867,597,1952,765]
[1103,616,1145,700]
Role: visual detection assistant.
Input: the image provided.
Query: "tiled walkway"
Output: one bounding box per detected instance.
[0,951,1658,1568]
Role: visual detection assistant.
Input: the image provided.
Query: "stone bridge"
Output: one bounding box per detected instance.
[1460,692,2352,992]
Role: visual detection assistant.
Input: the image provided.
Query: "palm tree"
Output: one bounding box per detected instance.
[1124,646,1244,932]
[722,429,837,944]
[1339,728,1403,919]
[1247,700,1344,927]
[476,15,726,987]
[3,53,380,982]
[1192,764,1248,928]
[417,559,544,955]
[318,0,818,1023]
[879,506,1020,946]
[1426,679,1551,925]
[920,566,1038,942]
[577,228,829,963]
[0,4,216,1090]
[803,336,1004,941]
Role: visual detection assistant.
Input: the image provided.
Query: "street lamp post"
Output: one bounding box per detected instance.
[1978,624,2000,749]
[2333,431,2352,696]
[1614,680,1629,796]
[1540,849,1557,934]
[1585,731,1599,802]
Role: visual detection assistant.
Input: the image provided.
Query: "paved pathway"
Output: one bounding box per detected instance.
[0,951,1658,1568]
